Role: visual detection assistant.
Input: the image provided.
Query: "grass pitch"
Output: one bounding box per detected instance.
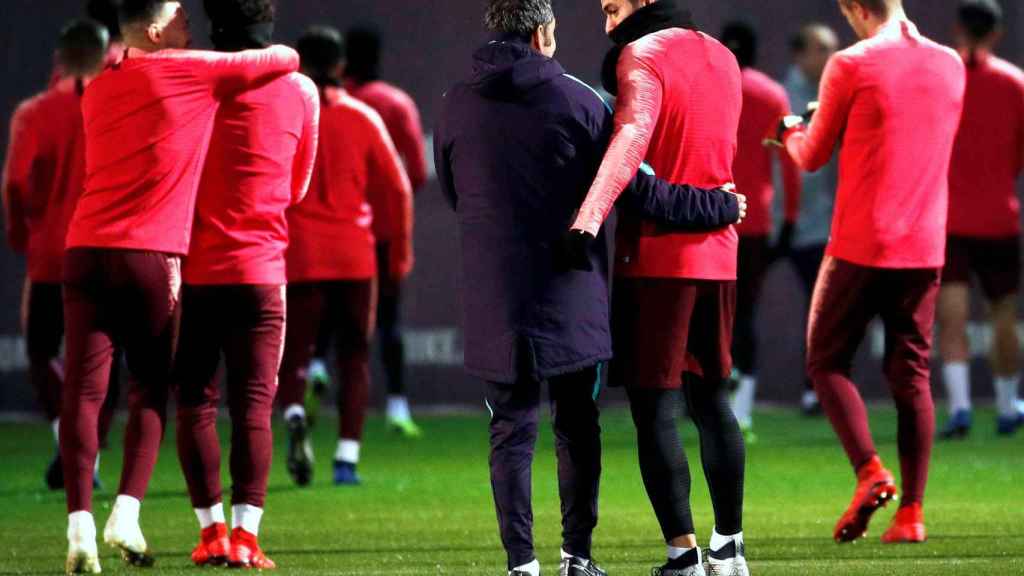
[0,406,1022,575]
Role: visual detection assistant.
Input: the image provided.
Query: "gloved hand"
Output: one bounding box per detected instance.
[772,221,795,262]
[763,115,806,148]
[559,229,596,272]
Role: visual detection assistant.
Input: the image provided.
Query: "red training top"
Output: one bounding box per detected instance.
[67,45,299,256]
[947,51,1024,238]
[734,67,801,237]
[183,72,319,285]
[783,20,965,269]
[286,87,412,282]
[572,28,742,280]
[2,78,87,282]
[346,79,424,243]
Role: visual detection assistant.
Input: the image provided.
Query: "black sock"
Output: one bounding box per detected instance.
[627,387,695,540]
[683,373,745,534]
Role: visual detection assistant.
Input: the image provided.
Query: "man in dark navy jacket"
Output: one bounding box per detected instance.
[434,1,742,575]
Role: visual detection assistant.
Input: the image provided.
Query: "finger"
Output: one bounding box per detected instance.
[722,182,736,192]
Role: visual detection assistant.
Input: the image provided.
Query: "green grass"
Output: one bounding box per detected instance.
[0,406,1022,575]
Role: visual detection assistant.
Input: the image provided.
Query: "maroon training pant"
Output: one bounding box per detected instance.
[61,248,181,513]
[278,280,376,441]
[806,256,940,505]
[174,284,285,509]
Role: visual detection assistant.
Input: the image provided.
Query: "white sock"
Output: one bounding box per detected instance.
[731,375,756,427]
[667,545,698,561]
[801,390,819,409]
[710,528,743,553]
[511,559,540,576]
[194,502,226,529]
[994,374,1020,418]
[284,403,306,422]
[560,548,587,561]
[335,439,360,464]
[52,418,60,444]
[112,495,141,524]
[94,453,100,474]
[943,362,971,414]
[387,395,411,421]
[231,504,263,536]
[68,510,97,541]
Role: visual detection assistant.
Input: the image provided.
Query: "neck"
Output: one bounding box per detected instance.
[866,6,907,38]
[124,34,158,53]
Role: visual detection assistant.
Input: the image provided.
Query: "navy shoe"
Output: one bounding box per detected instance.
[333,460,361,486]
[996,410,1024,436]
[939,409,972,440]
[560,556,607,576]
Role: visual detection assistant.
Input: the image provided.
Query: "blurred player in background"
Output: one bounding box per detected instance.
[938,0,1024,439]
[719,20,802,443]
[278,25,413,488]
[2,19,116,493]
[782,22,840,416]
[338,24,426,438]
[779,0,965,546]
[60,0,298,571]
[173,0,318,569]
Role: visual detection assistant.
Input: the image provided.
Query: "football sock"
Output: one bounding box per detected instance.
[511,559,540,576]
[942,362,971,414]
[709,528,742,553]
[231,504,263,536]
[194,502,225,530]
[994,374,1020,418]
[68,510,96,541]
[112,494,140,524]
[335,439,360,464]
[283,403,306,422]
[730,374,756,428]
[683,374,745,535]
[627,387,695,539]
[387,395,411,421]
[52,418,60,445]
[308,358,328,380]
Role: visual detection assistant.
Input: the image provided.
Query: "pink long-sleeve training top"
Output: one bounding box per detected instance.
[183,72,319,286]
[573,28,743,280]
[783,19,965,269]
[67,45,299,256]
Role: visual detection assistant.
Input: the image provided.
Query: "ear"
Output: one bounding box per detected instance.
[530,25,544,52]
[146,23,162,45]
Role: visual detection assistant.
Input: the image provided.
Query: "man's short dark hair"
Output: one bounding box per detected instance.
[484,0,554,37]
[297,25,344,82]
[86,0,122,40]
[58,18,109,76]
[203,0,275,27]
[118,0,167,27]
[345,25,381,83]
[841,0,890,17]
[958,0,1003,41]
[721,21,757,68]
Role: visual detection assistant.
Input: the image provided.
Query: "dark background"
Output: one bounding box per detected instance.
[0,0,1021,412]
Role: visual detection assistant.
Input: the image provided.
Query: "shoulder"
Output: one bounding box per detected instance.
[744,68,785,98]
[987,56,1024,88]
[342,92,390,136]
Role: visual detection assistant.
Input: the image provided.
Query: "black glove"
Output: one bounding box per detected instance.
[558,229,596,272]
[773,222,795,262]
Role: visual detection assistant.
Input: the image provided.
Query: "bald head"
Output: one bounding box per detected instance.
[792,23,839,82]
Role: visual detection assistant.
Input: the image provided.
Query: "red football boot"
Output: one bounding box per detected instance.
[228,527,276,570]
[881,503,927,544]
[833,456,898,543]
[191,523,230,566]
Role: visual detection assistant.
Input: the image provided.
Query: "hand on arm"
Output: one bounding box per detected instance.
[185,45,300,99]
[620,171,745,231]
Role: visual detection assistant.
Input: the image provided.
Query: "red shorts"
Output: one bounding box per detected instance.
[610,278,735,389]
[942,235,1020,301]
